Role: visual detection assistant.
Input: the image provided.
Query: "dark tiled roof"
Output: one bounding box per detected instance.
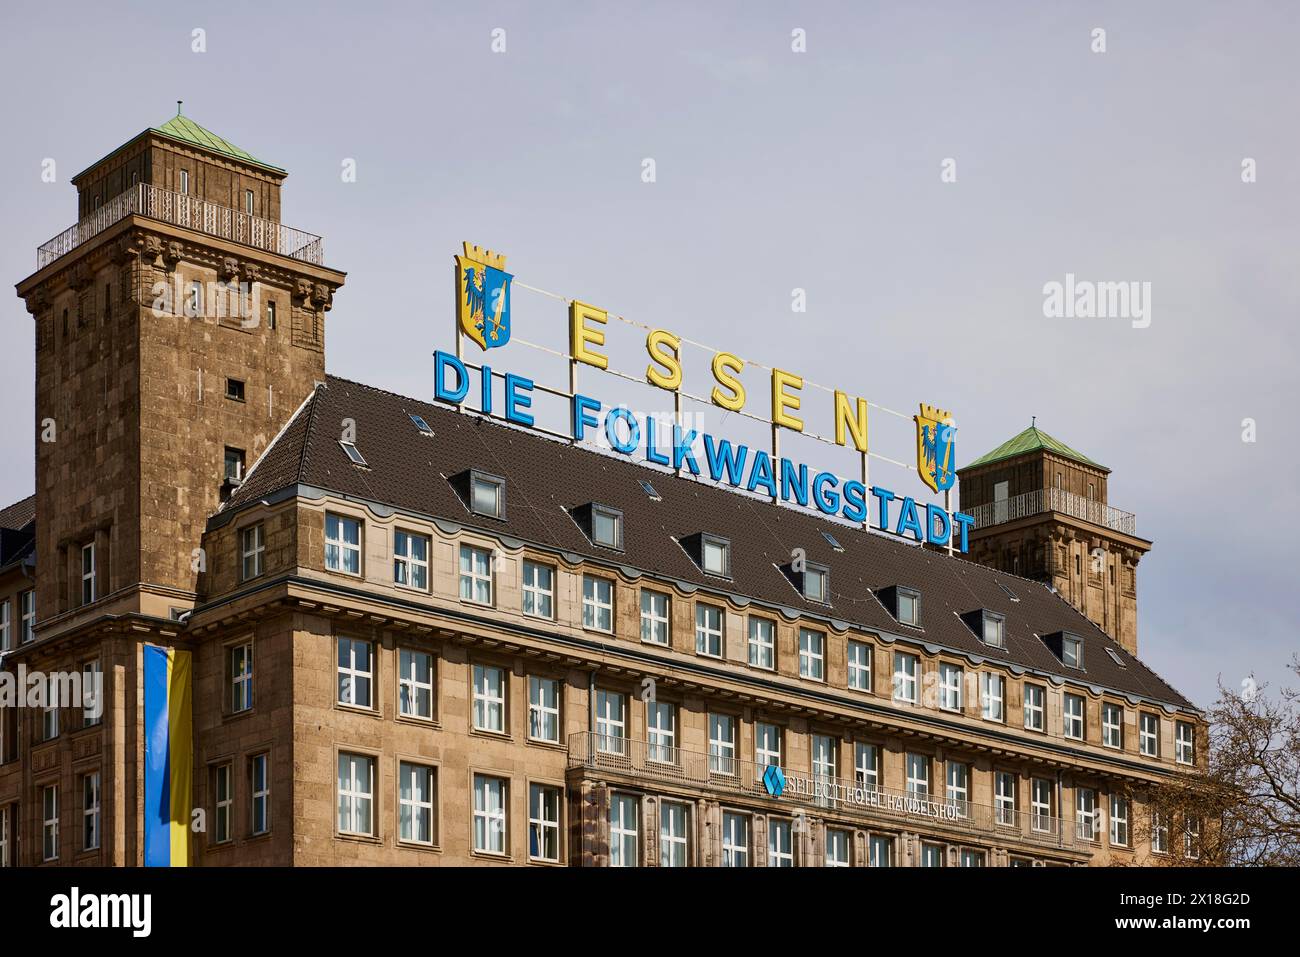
[224,377,1194,711]
[0,493,36,570]
[0,494,35,532]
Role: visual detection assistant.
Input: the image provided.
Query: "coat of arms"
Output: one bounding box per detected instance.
[915,403,957,493]
[455,243,512,350]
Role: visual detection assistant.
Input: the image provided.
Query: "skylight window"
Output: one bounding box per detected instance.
[409,413,433,435]
[996,581,1020,602]
[339,441,367,467]
[638,479,661,501]
[821,530,844,552]
[1105,648,1126,669]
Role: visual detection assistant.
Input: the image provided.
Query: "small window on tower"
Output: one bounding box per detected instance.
[266,300,277,330]
[188,281,203,318]
[226,378,246,402]
[180,170,190,194]
[224,447,246,483]
[245,189,255,215]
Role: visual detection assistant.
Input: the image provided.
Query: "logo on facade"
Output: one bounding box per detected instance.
[762,764,786,798]
[455,242,513,350]
[915,403,957,494]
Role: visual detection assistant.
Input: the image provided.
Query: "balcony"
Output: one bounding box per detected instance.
[36,183,324,269]
[965,487,1136,536]
[567,732,1077,852]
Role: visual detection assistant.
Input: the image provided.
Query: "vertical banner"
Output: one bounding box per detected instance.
[144,645,192,867]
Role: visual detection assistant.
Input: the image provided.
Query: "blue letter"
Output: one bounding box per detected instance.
[925,503,951,546]
[644,417,671,466]
[572,394,601,441]
[702,434,748,486]
[605,407,640,454]
[842,481,868,523]
[480,364,493,415]
[434,350,468,404]
[672,424,701,475]
[895,497,924,542]
[812,471,840,515]
[746,450,777,497]
[953,512,975,553]
[779,460,809,506]
[504,373,534,426]
[870,486,896,531]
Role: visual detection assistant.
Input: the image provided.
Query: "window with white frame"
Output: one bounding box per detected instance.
[595,689,626,754]
[799,628,825,681]
[920,842,944,867]
[472,774,507,854]
[647,701,676,764]
[1151,811,1169,854]
[1062,635,1083,669]
[659,801,688,867]
[767,818,793,867]
[82,659,102,727]
[1109,794,1129,846]
[529,784,561,862]
[1102,702,1123,749]
[709,713,736,775]
[995,771,1016,826]
[695,603,723,657]
[721,812,749,867]
[582,575,613,632]
[459,544,493,605]
[337,753,374,837]
[1031,777,1053,832]
[905,752,929,797]
[240,524,264,581]
[847,640,872,691]
[20,590,34,644]
[1184,818,1201,859]
[230,641,253,714]
[1063,693,1085,740]
[1175,721,1195,765]
[1076,787,1098,841]
[325,513,361,574]
[472,664,506,733]
[1024,683,1045,731]
[802,563,829,603]
[80,542,96,605]
[946,761,970,817]
[896,587,921,626]
[521,561,554,619]
[855,742,879,792]
[748,617,775,669]
[528,676,560,743]
[398,762,435,846]
[640,590,669,645]
[981,672,1005,722]
[825,828,851,866]
[701,535,730,577]
[869,835,894,867]
[214,763,232,844]
[393,530,429,590]
[959,849,985,867]
[0,599,9,652]
[590,505,623,549]
[812,734,837,807]
[982,612,1005,648]
[755,721,781,768]
[469,472,505,519]
[1139,712,1160,756]
[336,637,373,708]
[82,772,101,851]
[42,699,58,741]
[609,793,639,867]
[893,652,919,704]
[250,753,270,835]
[42,785,58,861]
[399,649,434,720]
[939,663,963,712]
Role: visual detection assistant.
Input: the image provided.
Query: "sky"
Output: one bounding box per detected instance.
[0,0,1296,708]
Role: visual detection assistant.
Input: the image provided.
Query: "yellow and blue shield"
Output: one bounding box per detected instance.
[455,243,512,350]
[915,403,957,493]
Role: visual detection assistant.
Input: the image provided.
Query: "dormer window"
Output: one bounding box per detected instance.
[591,505,622,549]
[962,610,1006,649]
[1062,635,1083,668]
[877,586,921,627]
[469,471,505,519]
[701,535,730,577]
[801,562,829,603]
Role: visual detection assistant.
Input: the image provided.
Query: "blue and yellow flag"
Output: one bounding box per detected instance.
[144,645,192,867]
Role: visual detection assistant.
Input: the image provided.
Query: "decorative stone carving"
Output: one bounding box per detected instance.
[220,257,240,282]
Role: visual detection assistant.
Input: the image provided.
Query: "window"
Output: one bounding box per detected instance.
[896,587,920,626]
[82,659,102,727]
[1109,794,1129,846]
[398,763,435,846]
[337,637,373,709]
[755,721,781,768]
[905,753,929,797]
[802,563,828,602]
[869,835,894,867]
[528,676,560,743]
[398,649,434,720]
[82,772,101,851]
[821,529,844,551]
[855,742,879,791]
[1076,788,1098,841]
[0,599,9,652]
[1184,818,1201,859]
[1062,635,1083,668]
[459,544,493,605]
[393,530,429,590]
[1175,721,1195,765]
[709,713,736,775]
[921,843,945,867]
[20,590,35,644]
[188,280,203,317]
[695,603,723,657]
[250,753,270,835]
[339,441,367,466]
[245,188,254,215]
[767,818,793,867]
[982,612,1005,648]
[529,784,561,862]
[799,628,825,681]
[939,663,963,712]
[1102,703,1123,749]
[701,534,730,577]
[1139,713,1160,757]
[225,377,245,401]
[591,505,623,549]
[640,590,670,645]
[522,561,554,619]
[893,652,919,704]
[240,524,264,581]
[224,447,246,483]
[325,513,361,574]
[471,776,509,855]
[1063,693,1085,740]
[470,471,505,519]
[959,849,985,867]
[338,753,375,837]
[825,828,851,867]
[179,169,190,194]
[647,701,676,763]
[847,640,871,691]
[582,575,613,632]
[230,641,254,714]
[981,673,1005,722]
[1031,778,1053,832]
[80,543,96,605]
[42,699,58,741]
[1151,811,1169,854]
[659,801,688,867]
[995,771,1016,826]
[748,617,775,669]
[214,764,233,843]
[595,690,626,754]
[639,479,661,500]
[946,761,970,817]
[609,793,639,867]
[721,812,748,867]
[42,785,58,862]
[0,807,8,867]
[1024,683,1045,731]
[266,299,277,330]
[472,665,506,733]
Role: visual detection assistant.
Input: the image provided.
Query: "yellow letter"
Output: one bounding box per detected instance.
[711,352,746,411]
[834,390,869,452]
[645,329,682,391]
[569,301,608,370]
[771,368,804,431]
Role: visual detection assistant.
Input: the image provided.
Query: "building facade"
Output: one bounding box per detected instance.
[0,117,1203,868]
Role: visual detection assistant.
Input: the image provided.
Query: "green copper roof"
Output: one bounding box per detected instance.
[149,113,284,172]
[964,425,1107,471]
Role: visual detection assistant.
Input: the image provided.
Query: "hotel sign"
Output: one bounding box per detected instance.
[764,765,963,823]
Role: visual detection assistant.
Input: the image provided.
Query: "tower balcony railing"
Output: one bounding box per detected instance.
[36,183,324,269]
[567,732,1077,851]
[964,487,1136,536]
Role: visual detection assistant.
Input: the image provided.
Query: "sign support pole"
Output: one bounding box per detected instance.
[861,452,870,531]
[770,424,780,503]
